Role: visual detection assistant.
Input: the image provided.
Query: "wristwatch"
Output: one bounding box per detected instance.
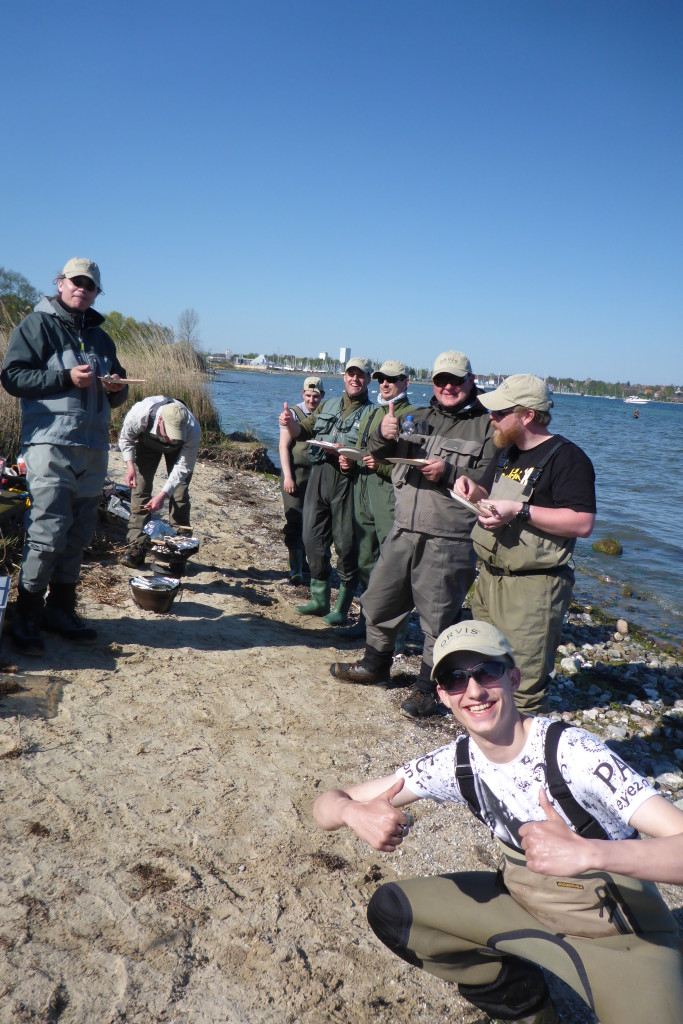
[516,502,531,522]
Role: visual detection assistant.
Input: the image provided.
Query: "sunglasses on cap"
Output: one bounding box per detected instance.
[376,374,405,384]
[489,408,516,420]
[433,373,466,387]
[68,276,97,291]
[434,660,508,694]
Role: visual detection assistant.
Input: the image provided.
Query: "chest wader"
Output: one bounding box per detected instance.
[298,397,369,621]
[470,441,574,712]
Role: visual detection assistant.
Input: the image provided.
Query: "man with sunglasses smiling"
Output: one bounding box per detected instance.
[453,374,595,714]
[1,258,128,654]
[331,351,496,719]
[315,620,683,1024]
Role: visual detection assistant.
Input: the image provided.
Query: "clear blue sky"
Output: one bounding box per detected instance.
[3,1,681,384]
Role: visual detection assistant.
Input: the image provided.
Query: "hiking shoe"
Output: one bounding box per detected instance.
[400,687,445,720]
[43,606,97,645]
[11,615,44,657]
[330,662,390,686]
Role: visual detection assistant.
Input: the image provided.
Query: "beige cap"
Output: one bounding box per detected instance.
[62,257,101,290]
[372,359,407,379]
[159,402,189,441]
[431,351,472,379]
[430,620,514,679]
[303,375,324,393]
[479,374,553,413]
[345,356,371,374]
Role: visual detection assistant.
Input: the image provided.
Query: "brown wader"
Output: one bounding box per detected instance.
[367,866,683,1023]
[471,442,574,713]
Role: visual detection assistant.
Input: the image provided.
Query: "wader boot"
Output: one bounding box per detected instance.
[323,582,356,626]
[296,578,331,616]
[43,582,97,645]
[11,586,46,657]
[334,609,366,640]
[287,547,304,586]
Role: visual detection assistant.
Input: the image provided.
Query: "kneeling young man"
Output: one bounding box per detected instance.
[314,621,683,1024]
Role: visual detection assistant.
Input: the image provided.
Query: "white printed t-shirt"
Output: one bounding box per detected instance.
[397,717,656,853]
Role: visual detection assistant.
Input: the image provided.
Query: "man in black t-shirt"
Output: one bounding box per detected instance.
[453,374,596,712]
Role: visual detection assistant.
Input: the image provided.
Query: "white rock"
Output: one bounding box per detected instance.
[616,619,629,635]
[560,657,581,675]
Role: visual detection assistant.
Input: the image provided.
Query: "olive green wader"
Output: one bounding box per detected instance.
[127,434,191,545]
[299,394,371,620]
[471,442,574,714]
[367,865,682,1024]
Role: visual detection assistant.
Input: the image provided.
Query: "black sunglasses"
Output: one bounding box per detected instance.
[433,373,466,387]
[69,276,97,291]
[376,374,405,384]
[434,660,508,694]
[489,408,516,420]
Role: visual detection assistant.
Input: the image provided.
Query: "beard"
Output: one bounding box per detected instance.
[493,419,525,449]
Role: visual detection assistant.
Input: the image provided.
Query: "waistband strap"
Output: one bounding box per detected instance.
[482,562,572,579]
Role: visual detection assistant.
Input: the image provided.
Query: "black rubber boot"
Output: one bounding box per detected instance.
[44,582,97,645]
[11,586,46,657]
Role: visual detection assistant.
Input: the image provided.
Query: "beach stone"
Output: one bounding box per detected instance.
[606,726,628,740]
[655,772,682,791]
[583,708,599,721]
[592,537,623,556]
[560,657,581,675]
[674,749,683,763]
[616,619,629,635]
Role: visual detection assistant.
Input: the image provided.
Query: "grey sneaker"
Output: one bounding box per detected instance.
[400,687,444,720]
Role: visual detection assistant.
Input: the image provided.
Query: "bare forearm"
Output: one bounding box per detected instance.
[589,833,683,884]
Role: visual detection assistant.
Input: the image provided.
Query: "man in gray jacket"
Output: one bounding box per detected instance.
[118,396,201,567]
[1,258,128,654]
[331,351,497,719]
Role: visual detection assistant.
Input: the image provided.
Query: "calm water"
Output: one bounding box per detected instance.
[211,370,683,644]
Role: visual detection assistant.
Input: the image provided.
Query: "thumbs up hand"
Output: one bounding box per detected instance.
[519,788,592,876]
[380,401,399,440]
[278,401,292,428]
[344,777,414,852]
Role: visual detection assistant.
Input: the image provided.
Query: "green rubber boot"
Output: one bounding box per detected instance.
[296,578,331,616]
[287,547,304,586]
[323,583,356,626]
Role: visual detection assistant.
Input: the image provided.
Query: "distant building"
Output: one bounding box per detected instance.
[340,346,351,365]
[249,354,268,367]
[319,351,327,362]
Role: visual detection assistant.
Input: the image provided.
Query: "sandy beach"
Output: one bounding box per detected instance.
[0,449,679,1024]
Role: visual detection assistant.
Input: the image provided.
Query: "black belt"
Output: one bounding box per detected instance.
[481,562,571,579]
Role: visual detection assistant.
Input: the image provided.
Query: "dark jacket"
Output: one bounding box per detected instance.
[1,297,128,449]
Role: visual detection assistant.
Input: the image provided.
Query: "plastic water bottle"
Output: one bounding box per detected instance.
[400,415,416,438]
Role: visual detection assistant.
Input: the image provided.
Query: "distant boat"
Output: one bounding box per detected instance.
[624,396,650,404]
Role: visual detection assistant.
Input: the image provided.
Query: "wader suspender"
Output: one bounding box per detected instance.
[455,724,635,841]
[497,438,567,500]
